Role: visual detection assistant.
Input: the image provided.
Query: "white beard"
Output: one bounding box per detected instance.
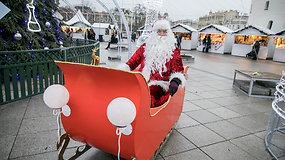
[142,31,176,82]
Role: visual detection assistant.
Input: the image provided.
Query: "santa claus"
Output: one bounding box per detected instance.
[119,19,185,107]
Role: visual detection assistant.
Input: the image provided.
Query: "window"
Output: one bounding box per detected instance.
[264,1,269,10]
[267,20,273,30]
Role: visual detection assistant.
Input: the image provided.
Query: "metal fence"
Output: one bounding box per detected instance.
[0,41,100,105]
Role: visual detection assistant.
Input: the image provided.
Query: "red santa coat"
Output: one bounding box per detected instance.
[126,44,185,107]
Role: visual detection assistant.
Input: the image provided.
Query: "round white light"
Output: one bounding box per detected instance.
[107,97,136,127]
[43,84,69,109]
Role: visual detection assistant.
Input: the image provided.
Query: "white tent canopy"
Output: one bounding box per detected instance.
[199,24,233,34]
[92,23,111,29]
[274,29,285,37]
[64,10,92,27]
[232,25,275,36]
[171,24,197,32]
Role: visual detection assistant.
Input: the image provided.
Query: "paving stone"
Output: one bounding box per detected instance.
[160,130,196,157]
[178,125,225,147]
[175,113,200,129]
[208,107,242,119]
[205,121,249,139]
[196,91,223,98]
[0,98,29,121]
[182,101,202,112]
[0,119,22,137]
[225,104,262,116]
[247,112,271,126]
[24,94,53,119]
[185,109,223,124]
[11,147,115,160]
[230,134,284,160]
[209,97,241,106]
[190,99,221,109]
[246,102,272,113]
[189,86,217,92]
[184,92,203,101]
[201,141,258,160]
[0,135,16,160]
[18,116,57,135]
[228,116,266,133]
[163,149,212,160]
[10,130,58,159]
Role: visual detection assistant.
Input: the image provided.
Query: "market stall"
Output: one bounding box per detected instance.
[171,24,198,50]
[62,10,93,40]
[197,24,234,54]
[231,25,275,59]
[273,29,285,62]
[92,23,113,41]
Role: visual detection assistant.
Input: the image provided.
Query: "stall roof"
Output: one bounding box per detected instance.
[138,26,144,31]
[64,10,92,27]
[171,24,197,32]
[232,25,275,36]
[199,24,233,34]
[275,29,285,37]
[92,23,110,29]
[53,11,63,21]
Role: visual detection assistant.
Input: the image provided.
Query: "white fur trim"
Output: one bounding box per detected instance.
[152,20,171,32]
[117,63,130,71]
[169,72,186,88]
[148,80,170,92]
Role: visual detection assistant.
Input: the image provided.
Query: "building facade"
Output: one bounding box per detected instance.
[247,0,285,32]
[198,10,248,31]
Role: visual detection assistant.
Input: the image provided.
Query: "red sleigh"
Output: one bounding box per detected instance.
[55,61,188,160]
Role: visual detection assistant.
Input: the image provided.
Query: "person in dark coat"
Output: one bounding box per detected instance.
[246,39,260,60]
[105,33,118,49]
[252,39,260,60]
[205,34,211,52]
[131,32,136,42]
[177,34,182,49]
[202,36,207,52]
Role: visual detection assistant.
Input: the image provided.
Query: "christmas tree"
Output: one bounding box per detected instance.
[0,0,69,51]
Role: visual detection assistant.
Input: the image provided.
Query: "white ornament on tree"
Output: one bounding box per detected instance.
[14,31,22,40]
[45,21,51,27]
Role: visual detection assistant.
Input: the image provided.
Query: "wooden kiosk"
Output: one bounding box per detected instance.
[171,24,198,50]
[197,24,234,54]
[231,25,275,59]
[273,29,285,62]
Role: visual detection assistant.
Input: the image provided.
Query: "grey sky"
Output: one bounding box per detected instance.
[59,0,252,20]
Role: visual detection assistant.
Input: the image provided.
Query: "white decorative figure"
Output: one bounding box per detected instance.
[43,84,70,141]
[26,0,41,32]
[137,0,163,47]
[107,97,136,160]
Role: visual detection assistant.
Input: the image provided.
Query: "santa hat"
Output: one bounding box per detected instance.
[151,20,171,32]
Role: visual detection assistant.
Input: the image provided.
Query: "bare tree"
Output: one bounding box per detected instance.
[132,4,146,32]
